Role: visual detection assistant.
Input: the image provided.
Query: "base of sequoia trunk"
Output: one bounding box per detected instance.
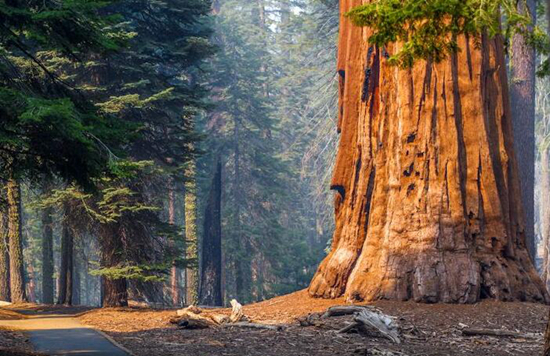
[309,247,549,303]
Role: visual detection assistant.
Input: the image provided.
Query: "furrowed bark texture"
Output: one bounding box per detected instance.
[199,161,223,306]
[309,0,548,303]
[100,224,128,307]
[7,179,26,303]
[168,185,179,306]
[41,205,54,304]
[185,162,199,306]
[510,0,536,260]
[0,206,10,302]
[57,216,73,305]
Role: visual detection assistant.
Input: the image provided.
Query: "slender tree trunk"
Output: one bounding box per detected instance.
[199,160,223,306]
[185,161,199,305]
[542,150,550,287]
[542,3,550,355]
[0,204,10,302]
[72,255,80,305]
[7,179,26,303]
[168,185,179,306]
[41,202,54,304]
[511,0,537,261]
[57,213,73,305]
[309,1,548,303]
[27,264,36,303]
[233,120,250,302]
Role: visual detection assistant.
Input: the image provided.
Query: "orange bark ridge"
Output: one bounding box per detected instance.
[309,0,549,303]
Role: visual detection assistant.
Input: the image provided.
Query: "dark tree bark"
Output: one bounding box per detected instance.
[185,162,198,305]
[7,179,26,303]
[168,185,179,306]
[511,0,536,260]
[199,161,223,306]
[0,205,10,302]
[57,214,73,305]
[72,254,80,305]
[41,204,54,304]
[308,0,548,303]
[100,224,128,307]
[102,276,128,307]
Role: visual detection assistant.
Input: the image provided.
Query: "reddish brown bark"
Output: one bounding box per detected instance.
[7,179,26,303]
[309,0,548,303]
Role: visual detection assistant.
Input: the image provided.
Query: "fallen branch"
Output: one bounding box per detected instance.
[230,299,247,323]
[173,299,250,330]
[462,328,536,339]
[354,309,401,344]
[223,322,286,331]
[337,322,361,334]
[323,305,371,318]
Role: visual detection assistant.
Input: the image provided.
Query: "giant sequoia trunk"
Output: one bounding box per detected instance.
[7,179,26,303]
[309,0,548,303]
[199,161,223,306]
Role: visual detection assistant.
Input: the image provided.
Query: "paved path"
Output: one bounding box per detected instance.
[0,312,130,356]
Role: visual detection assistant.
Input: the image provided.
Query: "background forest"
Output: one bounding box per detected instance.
[0,0,339,307]
[6,0,550,310]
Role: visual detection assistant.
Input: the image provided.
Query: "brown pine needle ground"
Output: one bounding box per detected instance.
[77,289,550,356]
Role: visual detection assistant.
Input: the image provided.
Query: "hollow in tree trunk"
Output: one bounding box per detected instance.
[6,179,26,303]
[199,160,223,306]
[308,0,548,303]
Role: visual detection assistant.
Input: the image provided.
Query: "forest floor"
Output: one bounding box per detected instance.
[75,289,549,356]
[0,308,42,356]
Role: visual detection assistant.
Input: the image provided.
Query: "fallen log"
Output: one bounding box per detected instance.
[462,328,536,339]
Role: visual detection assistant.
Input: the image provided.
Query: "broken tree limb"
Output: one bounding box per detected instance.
[337,322,361,334]
[230,299,247,322]
[462,328,537,338]
[173,299,251,330]
[354,309,401,344]
[173,318,214,330]
[223,322,286,331]
[322,305,372,318]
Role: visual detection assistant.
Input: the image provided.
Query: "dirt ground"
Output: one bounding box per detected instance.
[0,309,41,356]
[78,289,550,356]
